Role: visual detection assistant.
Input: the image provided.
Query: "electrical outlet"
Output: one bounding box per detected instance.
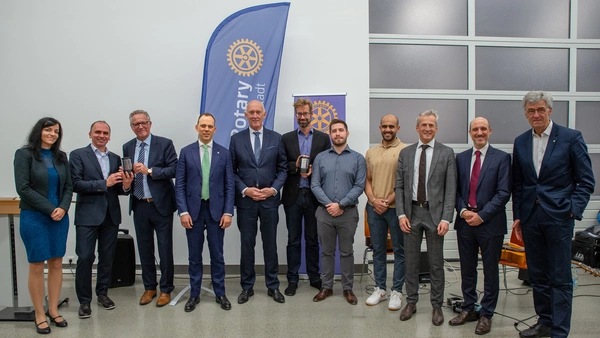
[68,256,74,263]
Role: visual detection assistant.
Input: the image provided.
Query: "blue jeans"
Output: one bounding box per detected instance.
[366,204,405,292]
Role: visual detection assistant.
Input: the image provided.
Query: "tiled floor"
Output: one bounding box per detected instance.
[1,263,599,337]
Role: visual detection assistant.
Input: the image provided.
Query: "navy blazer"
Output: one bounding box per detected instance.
[14,148,73,215]
[512,123,595,224]
[229,128,287,209]
[123,134,178,216]
[281,129,331,207]
[175,141,235,222]
[70,145,127,226]
[454,145,511,236]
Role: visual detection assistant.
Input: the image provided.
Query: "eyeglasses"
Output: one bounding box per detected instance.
[296,112,311,117]
[525,107,549,115]
[131,121,150,127]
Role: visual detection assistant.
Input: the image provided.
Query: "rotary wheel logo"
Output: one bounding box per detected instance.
[227,39,263,77]
[311,100,338,133]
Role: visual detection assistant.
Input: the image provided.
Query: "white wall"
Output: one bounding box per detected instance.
[0,1,370,265]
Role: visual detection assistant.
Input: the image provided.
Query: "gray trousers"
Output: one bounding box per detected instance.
[315,206,359,290]
[404,205,445,307]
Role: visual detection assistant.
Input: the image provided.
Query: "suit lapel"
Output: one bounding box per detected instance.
[191,142,202,177]
[209,143,220,179]
[428,141,440,180]
[85,145,104,177]
[406,144,417,189]
[148,134,157,168]
[539,124,559,178]
[523,132,537,177]
[478,146,493,188]
[242,129,257,165]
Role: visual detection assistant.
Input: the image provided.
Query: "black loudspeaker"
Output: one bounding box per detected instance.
[419,251,430,284]
[110,229,136,288]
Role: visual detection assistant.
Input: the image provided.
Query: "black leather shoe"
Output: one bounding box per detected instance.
[284,283,298,296]
[184,297,199,312]
[46,311,68,327]
[237,289,254,304]
[97,295,115,310]
[519,323,551,338]
[267,288,285,303]
[310,279,322,290]
[216,296,232,310]
[35,320,51,334]
[78,303,91,319]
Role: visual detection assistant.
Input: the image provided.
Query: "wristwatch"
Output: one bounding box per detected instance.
[338,203,345,211]
[147,168,153,176]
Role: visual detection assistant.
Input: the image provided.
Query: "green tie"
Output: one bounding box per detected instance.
[202,144,210,200]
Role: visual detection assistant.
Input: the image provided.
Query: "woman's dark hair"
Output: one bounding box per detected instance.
[24,117,67,164]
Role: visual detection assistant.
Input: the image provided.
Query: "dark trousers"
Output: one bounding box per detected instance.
[456,226,503,318]
[284,188,320,284]
[133,199,174,294]
[186,200,226,297]
[237,202,280,290]
[522,205,574,338]
[404,205,445,307]
[75,212,118,304]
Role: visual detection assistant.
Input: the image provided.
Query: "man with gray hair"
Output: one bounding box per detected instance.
[395,110,456,326]
[512,91,594,338]
[123,110,178,308]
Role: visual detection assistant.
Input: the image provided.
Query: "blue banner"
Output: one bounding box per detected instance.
[292,94,346,133]
[200,2,291,148]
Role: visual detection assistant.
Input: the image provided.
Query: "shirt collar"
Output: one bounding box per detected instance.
[250,127,264,134]
[90,144,108,155]
[198,140,214,148]
[379,137,401,149]
[532,120,553,138]
[417,138,435,149]
[297,128,313,136]
[472,143,489,157]
[136,134,152,147]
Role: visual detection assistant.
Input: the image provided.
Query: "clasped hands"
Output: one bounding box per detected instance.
[245,187,276,201]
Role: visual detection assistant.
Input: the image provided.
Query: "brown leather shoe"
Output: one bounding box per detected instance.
[449,310,478,326]
[156,292,170,307]
[139,290,157,305]
[399,303,416,321]
[432,306,444,326]
[343,290,357,305]
[475,316,492,335]
[312,288,333,302]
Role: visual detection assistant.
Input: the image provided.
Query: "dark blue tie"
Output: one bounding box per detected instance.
[134,142,146,199]
[253,131,261,162]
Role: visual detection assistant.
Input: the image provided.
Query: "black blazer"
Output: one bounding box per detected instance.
[70,145,127,226]
[281,129,331,207]
[123,134,178,216]
[14,148,73,215]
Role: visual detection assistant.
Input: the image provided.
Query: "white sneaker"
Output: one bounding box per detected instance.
[365,287,388,306]
[388,290,402,311]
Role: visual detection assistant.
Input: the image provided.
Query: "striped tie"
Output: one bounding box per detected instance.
[134,142,146,199]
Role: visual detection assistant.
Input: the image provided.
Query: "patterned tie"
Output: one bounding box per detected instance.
[417,144,429,203]
[468,150,481,208]
[202,144,210,200]
[134,142,146,199]
[253,131,261,162]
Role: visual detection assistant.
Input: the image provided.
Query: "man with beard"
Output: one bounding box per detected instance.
[281,98,331,296]
[311,119,366,305]
[364,114,407,310]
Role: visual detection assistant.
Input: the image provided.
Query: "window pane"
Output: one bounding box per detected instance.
[369,0,467,35]
[370,44,467,89]
[475,100,568,144]
[576,102,600,144]
[589,154,600,197]
[370,98,468,144]
[475,0,569,38]
[577,49,600,92]
[578,0,600,39]
[476,47,569,91]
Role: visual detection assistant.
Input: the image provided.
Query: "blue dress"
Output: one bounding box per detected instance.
[20,149,70,262]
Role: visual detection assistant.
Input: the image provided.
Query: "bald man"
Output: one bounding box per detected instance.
[449,117,511,335]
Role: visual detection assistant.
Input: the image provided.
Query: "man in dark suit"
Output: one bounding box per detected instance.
[513,91,594,338]
[395,110,456,326]
[229,100,287,304]
[70,121,132,319]
[123,110,178,307]
[449,117,511,335]
[175,113,235,312]
[281,98,331,296]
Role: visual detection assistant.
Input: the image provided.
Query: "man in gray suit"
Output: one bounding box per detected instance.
[395,110,456,326]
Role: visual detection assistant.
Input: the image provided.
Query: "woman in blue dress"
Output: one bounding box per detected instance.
[14,117,73,334]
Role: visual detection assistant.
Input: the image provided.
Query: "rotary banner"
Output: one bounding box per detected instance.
[292,94,346,133]
[200,2,290,148]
